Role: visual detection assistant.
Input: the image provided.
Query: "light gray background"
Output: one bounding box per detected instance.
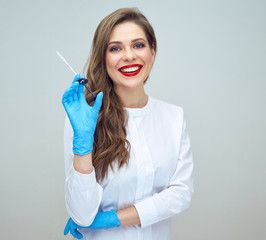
[0,0,265,239]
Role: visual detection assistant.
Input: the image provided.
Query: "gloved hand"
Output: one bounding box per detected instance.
[62,74,103,155]
[64,210,121,239]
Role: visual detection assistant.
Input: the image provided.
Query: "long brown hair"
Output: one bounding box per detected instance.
[84,8,157,182]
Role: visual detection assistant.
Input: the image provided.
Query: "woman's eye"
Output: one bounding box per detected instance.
[110,46,120,52]
[134,43,145,49]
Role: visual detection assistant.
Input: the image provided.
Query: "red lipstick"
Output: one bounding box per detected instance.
[118,64,143,77]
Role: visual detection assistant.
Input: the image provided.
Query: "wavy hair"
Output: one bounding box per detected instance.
[84,8,157,182]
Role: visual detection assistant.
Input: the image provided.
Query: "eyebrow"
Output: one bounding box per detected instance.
[108,38,146,45]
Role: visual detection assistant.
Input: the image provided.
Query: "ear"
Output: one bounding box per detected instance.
[152,49,155,56]
[150,43,156,58]
[151,46,156,63]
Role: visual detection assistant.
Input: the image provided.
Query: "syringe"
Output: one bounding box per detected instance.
[56,51,96,101]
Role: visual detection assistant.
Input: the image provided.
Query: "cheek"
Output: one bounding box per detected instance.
[105,55,119,82]
[140,50,154,65]
[106,54,120,71]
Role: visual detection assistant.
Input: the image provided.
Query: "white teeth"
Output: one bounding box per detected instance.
[120,66,141,73]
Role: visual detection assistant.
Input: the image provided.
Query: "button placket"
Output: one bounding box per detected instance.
[129,117,146,202]
[138,117,154,198]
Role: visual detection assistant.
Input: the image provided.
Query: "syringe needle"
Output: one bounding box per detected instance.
[56,50,96,101]
[56,51,77,75]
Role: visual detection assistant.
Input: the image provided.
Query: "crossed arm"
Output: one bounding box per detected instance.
[74,153,141,227]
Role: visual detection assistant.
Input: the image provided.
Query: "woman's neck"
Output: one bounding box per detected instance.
[115,85,148,108]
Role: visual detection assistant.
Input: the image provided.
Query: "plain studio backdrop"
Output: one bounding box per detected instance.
[0,0,265,239]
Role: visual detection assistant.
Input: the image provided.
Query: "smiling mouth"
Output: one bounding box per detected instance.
[120,66,142,73]
[118,64,143,76]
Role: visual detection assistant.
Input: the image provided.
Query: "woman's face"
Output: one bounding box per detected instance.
[105,22,155,93]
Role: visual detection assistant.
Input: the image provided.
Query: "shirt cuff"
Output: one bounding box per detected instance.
[134,196,159,228]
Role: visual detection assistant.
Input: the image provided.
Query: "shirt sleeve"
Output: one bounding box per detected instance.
[64,116,103,226]
[134,118,194,228]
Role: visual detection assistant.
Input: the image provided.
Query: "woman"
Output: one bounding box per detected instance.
[62,8,193,240]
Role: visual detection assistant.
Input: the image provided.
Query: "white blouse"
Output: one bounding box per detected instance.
[64,96,194,240]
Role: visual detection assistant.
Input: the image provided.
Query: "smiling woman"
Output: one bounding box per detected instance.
[62,7,193,240]
[106,22,155,101]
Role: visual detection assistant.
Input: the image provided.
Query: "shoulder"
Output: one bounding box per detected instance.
[149,97,184,120]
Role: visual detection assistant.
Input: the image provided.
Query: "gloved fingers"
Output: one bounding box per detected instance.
[69,228,78,239]
[72,74,81,84]
[77,74,86,103]
[62,81,79,106]
[62,90,72,110]
[75,229,83,239]
[68,74,81,102]
[70,228,83,239]
[92,92,103,112]
[63,74,81,107]
[63,218,71,235]
[77,84,85,101]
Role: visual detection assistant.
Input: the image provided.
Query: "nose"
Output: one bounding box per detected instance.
[122,47,136,61]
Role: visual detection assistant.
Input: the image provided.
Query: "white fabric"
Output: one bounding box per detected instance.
[64,96,194,240]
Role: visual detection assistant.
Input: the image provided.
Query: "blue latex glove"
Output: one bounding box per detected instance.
[64,210,121,239]
[62,74,103,155]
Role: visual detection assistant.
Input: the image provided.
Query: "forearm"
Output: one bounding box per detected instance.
[117,206,141,227]
[73,153,93,174]
[65,157,103,226]
[67,153,102,226]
